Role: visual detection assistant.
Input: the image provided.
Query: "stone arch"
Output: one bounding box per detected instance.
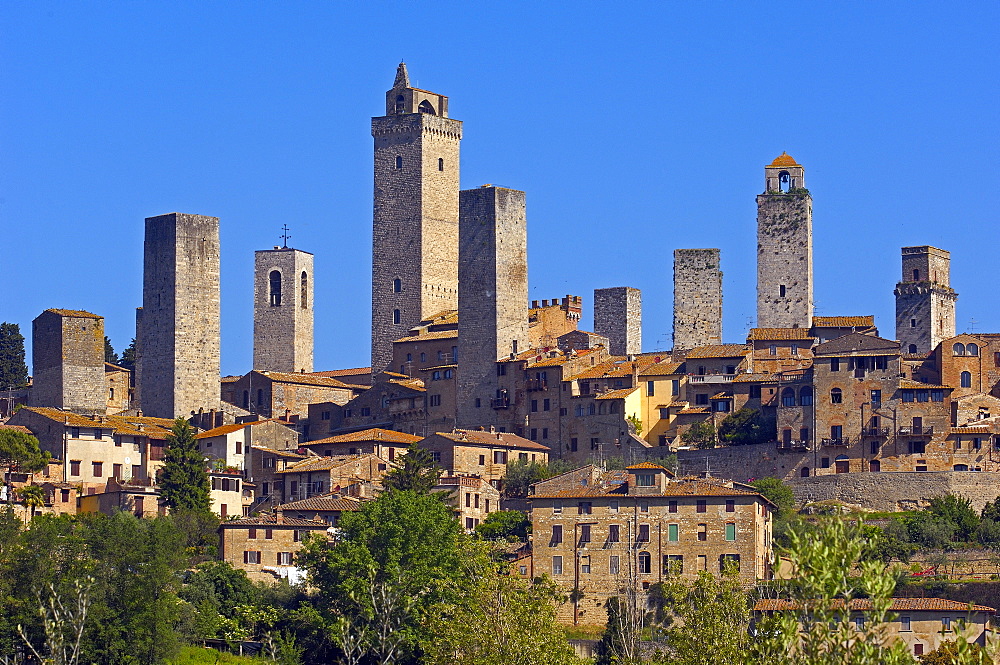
[967,343,979,357]
[800,466,810,477]
[953,343,966,356]
[418,100,436,114]
[394,94,405,113]
[781,387,796,407]
[778,170,791,193]
[961,371,972,388]
[800,386,813,406]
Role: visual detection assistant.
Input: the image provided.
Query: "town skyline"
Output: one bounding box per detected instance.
[3,3,997,376]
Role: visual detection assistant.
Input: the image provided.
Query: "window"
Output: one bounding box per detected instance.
[392,309,401,325]
[725,523,736,541]
[552,556,563,575]
[931,390,944,402]
[265,529,273,540]
[93,461,103,477]
[720,554,740,572]
[438,157,444,171]
[608,524,620,543]
[277,552,293,566]
[831,425,843,440]
[570,438,578,451]
[855,615,865,631]
[580,556,591,574]
[553,501,562,514]
[94,428,103,440]
[902,389,914,403]
[443,368,452,378]
[542,428,549,439]
[900,616,911,631]
[640,501,649,513]
[299,271,308,308]
[913,644,923,656]
[769,345,777,356]
[395,155,402,169]
[393,278,402,292]
[726,500,735,513]
[961,371,972,388]
[697,523,707,541]
[664,555,683,576]
[609,555,620,575]
[953,343,966,356]
[749,384,761,399]
[672,379,680,396]
[531,399,538,413]
[493,450,508,464]
[638,551,651,574]
[908,344,918,353]
[779,285,786,297]
[941,616,952,631]
[647,380,655,396]
[830,388,842,404]
[635,473,655,487]
[967,343,979,357]
[360,406,371,416]
[695,394,709,405]
[781,388,796,407]
[696,500,707,513]
[70,460,81,476]
[578,501,592,515]
[637,524,650,542]
[579,524,591,543]
[266,270,283,307]
[800,387,813,406]
[243,551,261,564]
[431,451,442,463]
[667,523,679,542]
[668,500,677,514]
[429,394,441,407]
[609,499,619,513]
[871,389,881,406]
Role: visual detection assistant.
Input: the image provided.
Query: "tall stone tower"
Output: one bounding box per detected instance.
[673,249,722,349]
[137,213,221,419]
[894,246,957,354]
[371,63,462,373]
[253,246,314,373]
[756,153,813,329]
[594,287,642,356]
[31,309,106,413]
[456,186,528,428]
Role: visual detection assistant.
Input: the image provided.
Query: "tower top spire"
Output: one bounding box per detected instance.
[393,62,410,89]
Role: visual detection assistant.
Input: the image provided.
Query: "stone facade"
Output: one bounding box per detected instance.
[253,247,314,373]
[672,249,722,349]
[528,296,583,349]
[457,186,529,428]
[594,287,641,356]
[895,246,957,355]
[31,309,106,413]
[137,212,221,419]
[218,512,329,583]
[756,154,813,329]
[419,428,550,489]
[371,63,462,373]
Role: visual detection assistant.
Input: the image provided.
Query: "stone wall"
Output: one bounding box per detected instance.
[672,249,722,349]
[593,287,641,356]
[31,309,106,413]
[253,248,314,373]
[894,246,957,355]
[789,471,1000,512]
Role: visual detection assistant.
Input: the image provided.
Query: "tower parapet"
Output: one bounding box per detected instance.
[894,245,957,355]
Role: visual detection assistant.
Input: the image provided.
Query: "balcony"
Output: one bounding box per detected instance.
[776,440,809,451]
[821,437,851,447]
[491,396,510,410]
[688,374,737,384]
[898,426,933,436]
[863,427,890,437]
[525,378,548,392]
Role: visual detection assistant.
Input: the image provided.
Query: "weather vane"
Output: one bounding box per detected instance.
[280,224,291,249]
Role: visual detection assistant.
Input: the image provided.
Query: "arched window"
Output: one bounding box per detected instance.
[300,272,308,309]
[638,551,651,574]
[393,309,401,325]
[242,391,249,409]
[800,466,810,478]
[394,94,405,113]
[913,269,920,281]
[393,278,402,293]
[967,343,979,357]
[830,388,842,404]
[778,171,790,193]
[395,155,402,169]
[954,464,969,472]
[908,344,918,354]
[438,157,444,171]
[800,386,813,406]
[961,371,972,388]
[953,343,966,356]
[418,100,436,115]
[269,270,282,306]
[781,388,796,407]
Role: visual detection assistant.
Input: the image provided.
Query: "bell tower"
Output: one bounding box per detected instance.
[371,63,462,373]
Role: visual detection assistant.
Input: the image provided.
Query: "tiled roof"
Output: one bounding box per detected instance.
[256,371,352,389]
[748,328,815,341]
[711,392,733,399]
[625,462,667,470]
[387,378,426,392]
[310,367,372,378]
[104,362,129,372]
[394,329,459,343]
[278,454,384,474]
[685,344,749,359]
[278,493,361,512]
[0,424,32,433]
[812,315,875,328]
[732,373,778,383]
[754,597,994,613]
[678,406,711,414]
[45,308,102,319]
[20,407,175,438]
[639,362,685,377]
[531,474,765,500]
[219,514,328,528]
[196,419,292,439]
[433,430,550,451]
[596,387,639,400]
[769,152,798,167]
[252,446,306,458]
[304,428,420,445]
[221,375,242,383]
[950,426,993,434]
[898,380,950,390]
[813,333,900,356]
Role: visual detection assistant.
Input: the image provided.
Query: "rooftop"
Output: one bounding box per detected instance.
[278,492,362,512]
[685,344,749,359]
[812,315,875,328]
[769,152,799,167]
[303,428,421,446]
[433,429,550,451]
[755,597,994,613]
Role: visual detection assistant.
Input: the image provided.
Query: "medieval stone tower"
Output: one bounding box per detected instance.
[31,309,106,413]
[894,246,957,355]
[456,185,528,428]
[756,153,813,329]
[673,249,722,349]
[136,212,221,419]
[371,63,462,373]
[253,246,314,373]
[594,287,642,356]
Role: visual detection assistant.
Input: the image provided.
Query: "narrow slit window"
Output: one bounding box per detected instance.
[300,272,308,308]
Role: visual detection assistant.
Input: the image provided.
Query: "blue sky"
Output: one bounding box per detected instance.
[2,2,997,376]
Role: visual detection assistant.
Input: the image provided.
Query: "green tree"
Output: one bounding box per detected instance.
[474,510,530,541]
[927,493,979,542]
[918,639,989,665]
[103,336,118,365]
[118,339,137,374]
[750,477,795,513]
[626,414,643,437]
[502,458,551,498]
[681,420,716,449]
[717,407,773,446]
[16,484,46,519]
[159,419,211,513]
[0,429,51,506]
[382,443,442,494]
[0,322,29,389]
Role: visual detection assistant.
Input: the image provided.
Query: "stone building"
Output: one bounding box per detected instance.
[419,428,550,489]
[594,287,641,356]
[299,427,420,462]
[104,362,132,414]
[530,463,773,626]
[276,453,389,502]
[31,309,106,413]
[528,296,583,349]
[371,63,462,373]
[894,246,957,355]
[223,370,360,421]
[254,246,314,373]
[457,185,529,429]
[672,249,722,349]
[436,475,501,531]
[137,212,221,419]
[756,153,813,329]
[218,511,330,583]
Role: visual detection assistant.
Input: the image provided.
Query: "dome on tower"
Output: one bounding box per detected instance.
[769,152,799,167]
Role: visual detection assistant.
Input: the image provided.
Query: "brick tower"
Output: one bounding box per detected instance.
[371,63,462,373]
[136,212,221,419]
[895,246,957,355]
[31,309,106,413]
[756,153,813,329]
[594,287,642,356]
[673,249,722,349]
[253,246,314,373]
[456,186,528,428]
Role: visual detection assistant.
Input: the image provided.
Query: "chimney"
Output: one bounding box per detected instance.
[137,409,143,417]
[275,508,284,525]
[489,425,496,433]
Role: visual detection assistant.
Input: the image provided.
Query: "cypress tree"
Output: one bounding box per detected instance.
[0,322,28,389]
[159,418,211,513]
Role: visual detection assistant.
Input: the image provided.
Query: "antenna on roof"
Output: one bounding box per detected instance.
[969,318,979,333]
[704,457,712,479]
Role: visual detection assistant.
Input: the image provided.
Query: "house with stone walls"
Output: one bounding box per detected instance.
[196,418,299,475]
[435,475,501,531]
[104,362,132,414]
[276,453,390,503]
[218,510,330,583]
[299,427,420,462]
[222,370,360,422]
[274,492,361,526]
[419,428,549,489]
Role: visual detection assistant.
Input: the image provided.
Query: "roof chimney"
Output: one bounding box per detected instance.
[275,508,284,525]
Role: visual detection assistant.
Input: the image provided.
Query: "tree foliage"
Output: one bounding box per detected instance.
[474,510,530,541]
[718,408,773,446]
[382,443,442,494]
[159,419,211,513]
[680,420,715,449]
[0,322,29,389]
[103,336,118,365]
[0,429,50,474]
[118,338,137,374]
[926,493,979,542]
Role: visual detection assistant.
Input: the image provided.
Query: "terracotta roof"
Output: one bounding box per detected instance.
[219,514,328,528]
[278,493,361,512]
[596,387,639,400]
[625,462,667,470]
[310,367,371,378]
[754,597,994,613]
[255,371,352,389]
[433,429,550,451]
[748,328,815,341]
[252,446,306,458]
[732,373,778,383]
[44,308,102,319]
[531,474,765,500]
[685,344,749,359]
[898,380,950,390]
[711,392,733,399]
[387,378,426,392]
[221,375,242,383]
[679,406,711,414]
[769,152,798,167]
[278,454,386,474]
[20,407,175,438]
[304,428,420,445]
[639,362,685,377]
[104,362,129,372]
[813,333,900,356]
[950,426,993,434]
[196,419,292,439]
[812,316,875,328]
[394,329,459,343]
[0,424,32,433]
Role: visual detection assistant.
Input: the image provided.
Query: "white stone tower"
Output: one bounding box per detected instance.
[673,249,722,349]
[594,287,642,356]
[756,153,813,329]
[253,246,314,373]
[371,63,462,373]
[895,246,957,355]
